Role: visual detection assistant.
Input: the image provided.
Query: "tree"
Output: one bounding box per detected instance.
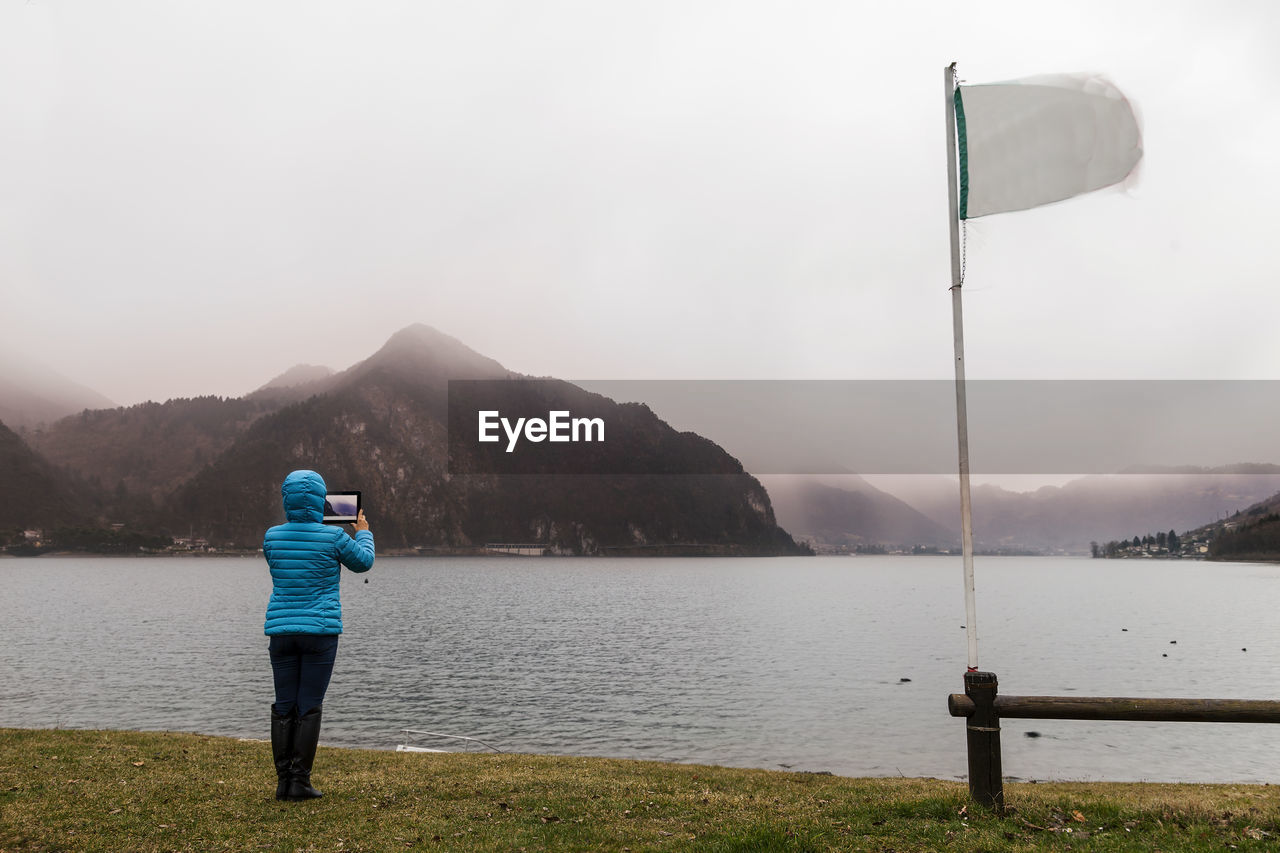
[1168,529,1180,553]
[1132,536,1141,549]
[1090,540,1100,558]
[1156,531,1167,548]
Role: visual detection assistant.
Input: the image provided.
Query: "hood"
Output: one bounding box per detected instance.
[282,469,327,523]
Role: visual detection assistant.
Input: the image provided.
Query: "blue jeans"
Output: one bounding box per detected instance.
[268,634,339,716]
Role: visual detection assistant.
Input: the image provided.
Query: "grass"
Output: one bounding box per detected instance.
[2,728,1279,852]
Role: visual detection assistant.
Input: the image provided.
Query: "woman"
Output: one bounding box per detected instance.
[263,469,375,801]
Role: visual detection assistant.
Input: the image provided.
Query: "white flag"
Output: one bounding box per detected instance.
[955,74,1143,219]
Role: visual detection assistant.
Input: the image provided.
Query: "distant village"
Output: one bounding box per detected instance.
[11,527,226,555]
[800,530,1224,559]
[1092,529,1211,559]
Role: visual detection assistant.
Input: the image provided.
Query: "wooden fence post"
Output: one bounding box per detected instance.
[946,684,1280,809]
[964,670,1003,811]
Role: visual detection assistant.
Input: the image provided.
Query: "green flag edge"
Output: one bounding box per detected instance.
[954,85,969,221]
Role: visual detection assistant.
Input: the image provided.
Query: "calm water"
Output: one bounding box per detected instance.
[1,555,1278,782]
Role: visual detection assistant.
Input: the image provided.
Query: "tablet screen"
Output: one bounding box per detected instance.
[322,491,361,525]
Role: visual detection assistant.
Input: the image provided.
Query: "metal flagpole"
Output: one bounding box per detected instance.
[944,62,979,672]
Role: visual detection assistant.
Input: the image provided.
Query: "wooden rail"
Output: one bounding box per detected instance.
[948,694,1280,724]
[946,671,1280,812]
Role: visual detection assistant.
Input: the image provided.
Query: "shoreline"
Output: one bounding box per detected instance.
[1,546,812,559]
[4,550,1262,561]
[6,723,1280,787]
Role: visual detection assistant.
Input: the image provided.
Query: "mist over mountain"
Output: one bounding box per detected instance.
[16,325,803,556]
[761,475,955,549]
[29,396,286,505]
[26,326,509,510]
[0,348,115,431]
[870,472,1280,553]
[253,364,334,394]
[757,470,1280,554]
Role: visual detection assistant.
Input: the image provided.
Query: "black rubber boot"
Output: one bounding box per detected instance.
[285,705,324,801]
[270,707,296,800]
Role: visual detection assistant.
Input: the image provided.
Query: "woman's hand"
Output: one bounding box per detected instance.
[353,510,370,532]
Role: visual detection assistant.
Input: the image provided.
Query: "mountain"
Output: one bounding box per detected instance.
[20,324,802,555]
[871,471,1280,553]
[339,323,510,386]
[21,325,1280,559]
[761,475,956,549]
[25,328,488,510]
[1170,488,1280,562]
[254,364,334,393]
[28,395,288,507]
[0,349,115,431]
[24,326,509,522]
[165,324,510,544]
[169,325,802,554]
[0,420,88,531]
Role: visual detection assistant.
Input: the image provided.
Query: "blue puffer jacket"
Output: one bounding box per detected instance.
[263,470,375,635]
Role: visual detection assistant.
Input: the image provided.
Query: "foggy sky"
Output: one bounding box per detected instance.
[3,1,1279,410]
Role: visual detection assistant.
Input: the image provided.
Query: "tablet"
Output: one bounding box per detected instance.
[322,491,361,525]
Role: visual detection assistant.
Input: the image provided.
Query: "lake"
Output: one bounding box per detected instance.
[1,555,1277,782]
